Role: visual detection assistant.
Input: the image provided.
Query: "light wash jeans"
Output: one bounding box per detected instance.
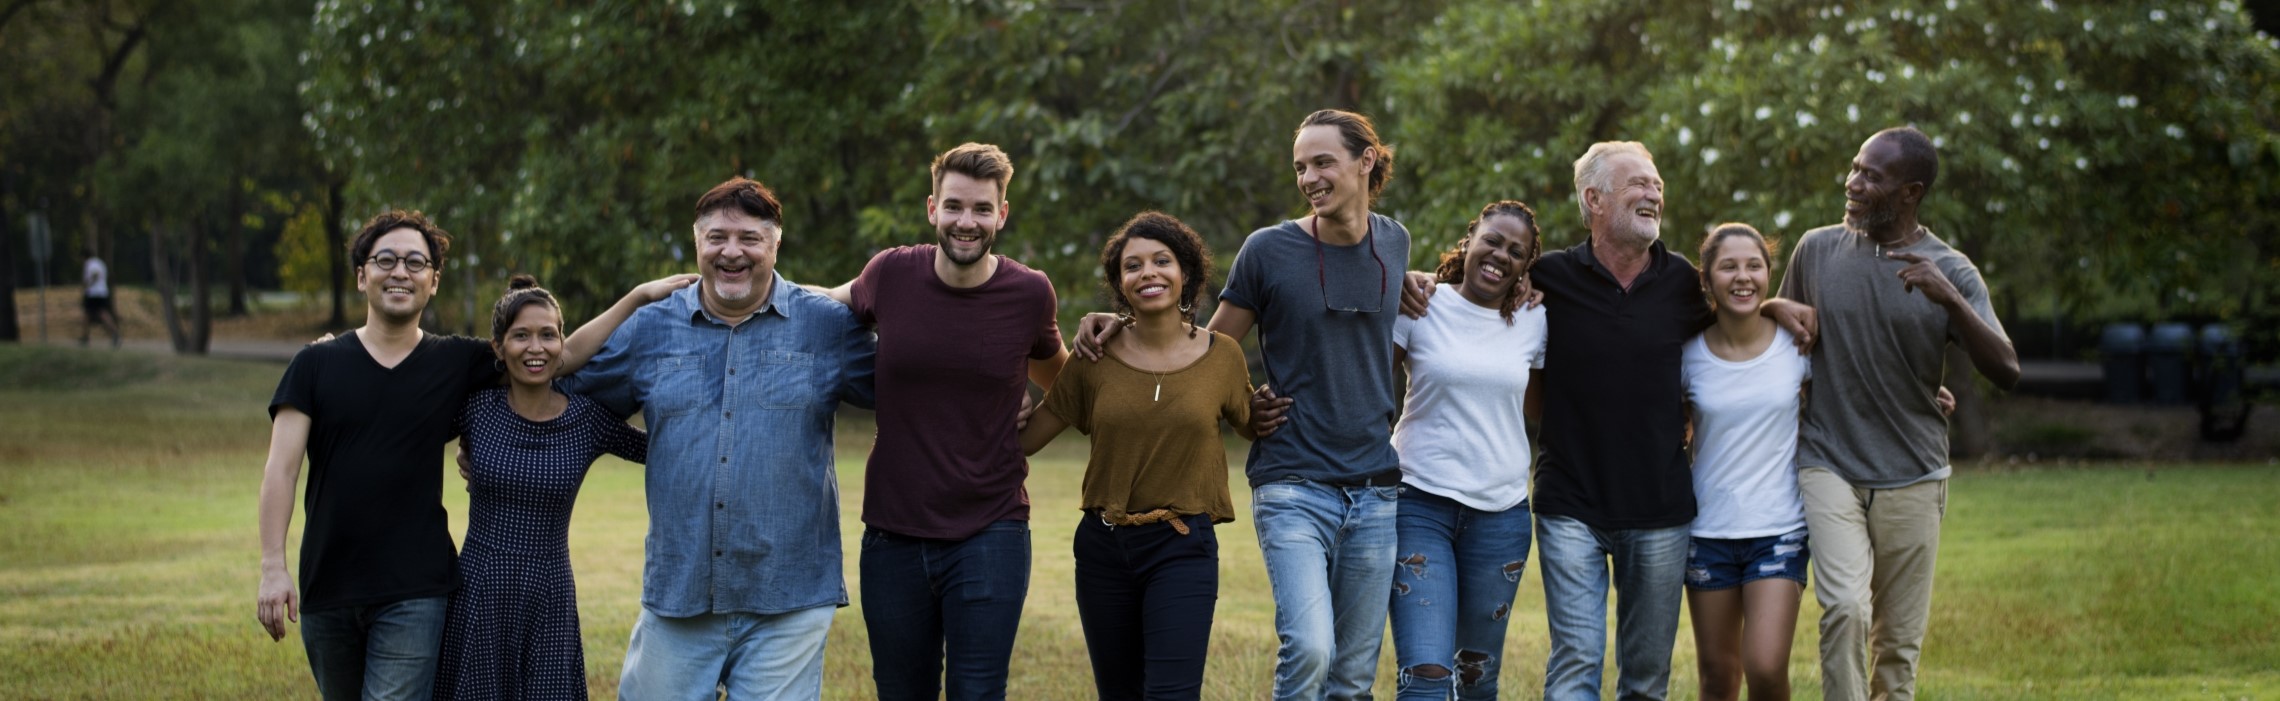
[1535,514,1690,701]
[1252,477,1400,701]
[616,605,833,701]
[300,595,448,701]
[1389,490,1532,700]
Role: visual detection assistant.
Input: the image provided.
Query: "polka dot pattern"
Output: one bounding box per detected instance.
[434,387,646,701]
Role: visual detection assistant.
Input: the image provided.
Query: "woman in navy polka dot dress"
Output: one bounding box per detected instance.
[434,274,684,700]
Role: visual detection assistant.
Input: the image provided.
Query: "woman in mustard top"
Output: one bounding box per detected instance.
[1022,211,1256,701]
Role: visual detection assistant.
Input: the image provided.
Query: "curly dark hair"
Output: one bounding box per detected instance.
[349,209,451,269]
[1099,211,1214,338]
[489,274,562,345]
[1432,200,1540,324]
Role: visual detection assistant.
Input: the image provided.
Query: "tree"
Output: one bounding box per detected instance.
[2,0,320,352]
[0,0,152,342]
[303,0,931,326]
[100,0,317,352]
[1389,0,2279,313]
[905,0,1450,322]
[1383,0,2280,454]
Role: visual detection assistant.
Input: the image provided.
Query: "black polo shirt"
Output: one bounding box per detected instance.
[1531,238,1714,530]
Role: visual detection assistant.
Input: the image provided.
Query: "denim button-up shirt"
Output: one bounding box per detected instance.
[562,276,876,616]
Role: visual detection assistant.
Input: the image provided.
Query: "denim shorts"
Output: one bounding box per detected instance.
[1685,528,1810,590]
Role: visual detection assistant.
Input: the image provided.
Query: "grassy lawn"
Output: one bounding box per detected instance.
[0,345,2274,699]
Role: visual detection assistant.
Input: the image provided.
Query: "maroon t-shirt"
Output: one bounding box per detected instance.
[851,245,1063,539]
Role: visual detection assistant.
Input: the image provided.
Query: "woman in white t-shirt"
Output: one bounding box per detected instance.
[1681,223,1809,701]
[1387,200,1545,699]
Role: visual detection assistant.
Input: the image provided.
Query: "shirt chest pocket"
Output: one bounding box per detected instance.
[646,354,712,418]
[756,349,829,409]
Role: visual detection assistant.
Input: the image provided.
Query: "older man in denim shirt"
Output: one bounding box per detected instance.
[563,178,876,700]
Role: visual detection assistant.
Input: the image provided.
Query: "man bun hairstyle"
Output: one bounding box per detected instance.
[1433,200,1540,324]
[490,273,562,344]
[349,209,452,269]
[1099,211,1215,338]
[931,142,1016,204]
[1297,109,1396,203]
[694,177,785,226]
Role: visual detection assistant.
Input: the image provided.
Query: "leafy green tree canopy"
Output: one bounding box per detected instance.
[1386,0,2280,322]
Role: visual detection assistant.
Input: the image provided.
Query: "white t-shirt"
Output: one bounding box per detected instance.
[1391,284,1547,512]
[84,257,110,298]
[1681,325,1811,539]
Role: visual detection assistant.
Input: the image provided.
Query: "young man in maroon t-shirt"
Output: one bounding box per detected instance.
[817,143,1068,700]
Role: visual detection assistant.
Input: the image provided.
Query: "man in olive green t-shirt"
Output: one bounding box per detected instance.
[1777,126,2019,701]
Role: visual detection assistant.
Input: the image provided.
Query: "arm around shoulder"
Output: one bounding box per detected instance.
[563,273,698,372]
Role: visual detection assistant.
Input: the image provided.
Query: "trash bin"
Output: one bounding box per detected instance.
[2199,324,2250,442]
[2100,323,2145,404]
[2146,322,2195,405]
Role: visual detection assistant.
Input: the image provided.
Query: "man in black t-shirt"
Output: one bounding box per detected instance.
[254,210,676,700]
[1403,143,1817,701]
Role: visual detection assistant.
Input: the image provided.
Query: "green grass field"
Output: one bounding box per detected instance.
[1,345,2274,699]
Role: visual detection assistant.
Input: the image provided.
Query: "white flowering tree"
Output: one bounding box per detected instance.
[1384,0,2280,327]
[302,0,930,324]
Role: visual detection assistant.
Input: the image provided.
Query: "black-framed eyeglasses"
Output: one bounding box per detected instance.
[366,254,433,273]
[1307,216,1386,314]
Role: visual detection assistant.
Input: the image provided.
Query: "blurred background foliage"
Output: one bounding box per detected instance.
[4,0,2278,357]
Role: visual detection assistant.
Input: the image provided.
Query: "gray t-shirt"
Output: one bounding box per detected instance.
[1220,214,1409,486]
[1779,225,2008,488]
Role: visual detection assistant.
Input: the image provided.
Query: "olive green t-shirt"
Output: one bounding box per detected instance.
[1041,330,1252,522]
[1779,225,2008,488]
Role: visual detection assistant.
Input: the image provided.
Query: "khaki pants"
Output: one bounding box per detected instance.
[1798,467,1946,701]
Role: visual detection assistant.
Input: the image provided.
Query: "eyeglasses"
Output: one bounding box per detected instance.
[366,254,433,273]
[1307,216,1386,314]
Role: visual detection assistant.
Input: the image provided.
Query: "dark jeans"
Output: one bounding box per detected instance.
[860,520,1031,701]
[300,595,448,701]
[1072,513,1219,701]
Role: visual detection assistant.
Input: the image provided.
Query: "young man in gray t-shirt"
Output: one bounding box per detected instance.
[1777,127,2019,701]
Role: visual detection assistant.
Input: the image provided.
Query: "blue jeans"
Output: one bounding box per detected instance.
[1252,478,1400,701]
[860,520,1031,701]
[1536,514,1690,701]
[1072,513,1219,701]
[1389,490,1532,701]
[300,595,448,701]
[616,605,833,701]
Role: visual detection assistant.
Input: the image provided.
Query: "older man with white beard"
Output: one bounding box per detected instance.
[1526,141,1723,701]
[1407,141,1815,700]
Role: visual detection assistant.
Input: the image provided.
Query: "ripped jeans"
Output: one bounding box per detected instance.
[1388,488,1532,700]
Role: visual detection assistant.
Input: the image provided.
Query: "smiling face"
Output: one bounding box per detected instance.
[493,302,564,388]
[928,171,1006,268]
[355,228,441,325]
[1586,152,1664,246]
[693,209,780,311]
[1115,236,1187,318]
[1457,214,1536,307]
[1704,233,1771,316]
[1292,125,1373,218]
[1843,135,1915,237]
